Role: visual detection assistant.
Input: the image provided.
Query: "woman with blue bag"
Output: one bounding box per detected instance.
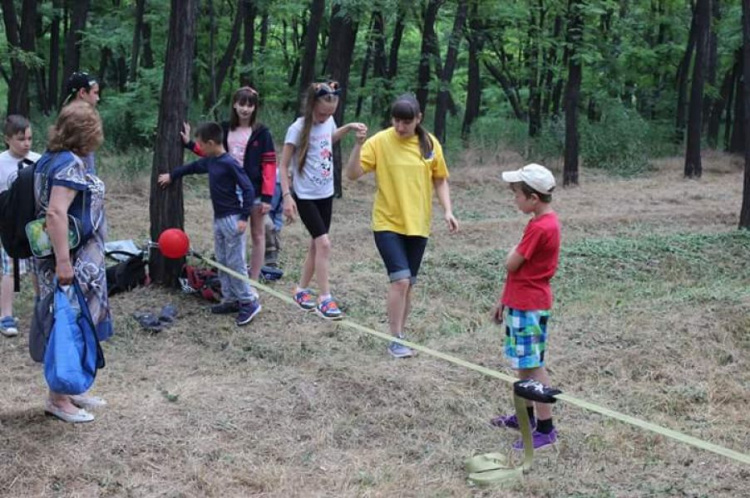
[33,101,110,423]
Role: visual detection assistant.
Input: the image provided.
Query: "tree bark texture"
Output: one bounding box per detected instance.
[563,0,583,186]
[416,0,442,113]
[2,0,37,116]
[327,3,358,197]
[240,0,257,86]
[296,0,325,109]
[434,0,468,144]
[675,12,697,144]
[740,0,750,228]
[149,0,198,286]
[129,0,147,83]
[61,0,90,106]
[48,0,62,111]
[206,0,245,110]
[462,0,483,139]
[685,0,710,178]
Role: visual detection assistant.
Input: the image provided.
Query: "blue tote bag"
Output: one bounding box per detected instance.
[44,279,105,395]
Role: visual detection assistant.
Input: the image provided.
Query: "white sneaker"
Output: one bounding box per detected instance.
[0,316,18,337]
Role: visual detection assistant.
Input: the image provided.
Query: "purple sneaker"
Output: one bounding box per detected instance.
[512,429,557,451]
[490,413,536,431]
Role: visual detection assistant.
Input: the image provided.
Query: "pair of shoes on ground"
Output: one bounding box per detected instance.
[212,299,262,326]
[133,304,178,333]
[293,289,343,320]
[490,413,558,450]
[45,395,107,424]
[0,315,19,337]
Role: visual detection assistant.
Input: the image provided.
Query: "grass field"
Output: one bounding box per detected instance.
[1,149,749,497]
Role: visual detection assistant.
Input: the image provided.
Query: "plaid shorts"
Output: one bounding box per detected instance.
[503,307,550,370]
[0,247,27,276]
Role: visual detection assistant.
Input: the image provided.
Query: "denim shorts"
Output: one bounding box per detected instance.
[503,307,550,369]
[373,231,428,285]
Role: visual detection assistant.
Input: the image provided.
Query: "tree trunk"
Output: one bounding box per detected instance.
[142,21,154,68]
[296,0,325,109]
[675,12,697,144]
[355,15,374,118]
[416,0,441,113]
[730,59,745,154]
[129,0,147,82]
[48,0,62,111]
[462,0,483,140]
[327,3,359,198]
[685,0,710,178]
[725,53,739,150]
[149,0,198,287]
[740,0,750,228]
[563,0,583,187]
[240,0,257,86]
[206,0,245,109]
[2,0,37,116]
[541,15,563,117]
[527,3,542,137]
[371,10,390,121]
[387,7,406,79]
[434,0,468,144]
[703,0,720,127]
[206,0,217,113]
[707,67,733,148]
[61,0,90,106]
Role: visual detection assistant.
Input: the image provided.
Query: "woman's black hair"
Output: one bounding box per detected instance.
[391,93,433,158]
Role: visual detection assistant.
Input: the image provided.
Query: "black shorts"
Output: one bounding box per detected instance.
[295,195,333,239]
[373,231,428,285]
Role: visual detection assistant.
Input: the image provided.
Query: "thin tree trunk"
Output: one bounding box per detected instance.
[527,2,542,137]
[48,0,62,112]
[739,0,750,228]
[483,61,525,121]
[725,54,739,150]
[434,0,468,144]
[387,7,406,79]
[707,67,733,148]
[1,0,37,116]
[327,3,359,198]
[462,0,483,140]
[207,0,217,113]
[355,15,374,118]
[129,0,146,82]
[206,0,245,109]
[675,12,698,144]
[685,0,710,178]
[150,0,198,286]
[61,0,90,106]
[563,0,583,186]
[240,0,256,86]
[296,0,325,108]
[730,59,745,154]
[703,0,720,127]
[416,0,442,113]
[542,14,562,116]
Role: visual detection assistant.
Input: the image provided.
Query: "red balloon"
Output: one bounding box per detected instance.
[158,228,190,259]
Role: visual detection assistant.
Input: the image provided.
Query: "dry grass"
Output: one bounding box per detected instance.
[1,150,750,497]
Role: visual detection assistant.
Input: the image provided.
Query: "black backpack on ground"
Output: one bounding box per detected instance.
[0,158,37,291]
[105,250,149,296]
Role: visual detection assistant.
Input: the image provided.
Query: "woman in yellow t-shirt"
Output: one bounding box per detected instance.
[345,94,459,358]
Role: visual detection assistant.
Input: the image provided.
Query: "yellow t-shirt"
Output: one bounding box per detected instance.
[360,128,449,237]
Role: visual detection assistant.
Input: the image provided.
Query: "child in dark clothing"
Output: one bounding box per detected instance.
[159,122,261,326]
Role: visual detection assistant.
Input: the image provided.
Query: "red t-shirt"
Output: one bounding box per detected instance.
[501,212,560,310]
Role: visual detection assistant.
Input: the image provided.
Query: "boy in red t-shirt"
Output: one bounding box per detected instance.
[490,163,561,451]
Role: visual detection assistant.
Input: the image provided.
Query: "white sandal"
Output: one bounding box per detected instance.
[70,394,107,409]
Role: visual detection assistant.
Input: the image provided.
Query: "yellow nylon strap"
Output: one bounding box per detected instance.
[194,253,750,466]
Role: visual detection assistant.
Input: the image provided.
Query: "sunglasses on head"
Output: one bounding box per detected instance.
[313,81,341,98]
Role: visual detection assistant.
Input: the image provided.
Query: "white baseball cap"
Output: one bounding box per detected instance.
[501,163,556,194]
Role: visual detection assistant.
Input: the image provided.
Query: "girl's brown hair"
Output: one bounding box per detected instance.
[48,101,103,155]
[297,80,340,174]
[229,86,260,130]
[391,94,433,158]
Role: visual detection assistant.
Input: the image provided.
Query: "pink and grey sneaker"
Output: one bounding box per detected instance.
[316,297,343,320]
[512,429,558,451]
[490,413,536,431]
[293,288,316,311]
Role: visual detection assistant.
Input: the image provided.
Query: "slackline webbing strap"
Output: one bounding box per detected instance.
[193,252,750,467]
